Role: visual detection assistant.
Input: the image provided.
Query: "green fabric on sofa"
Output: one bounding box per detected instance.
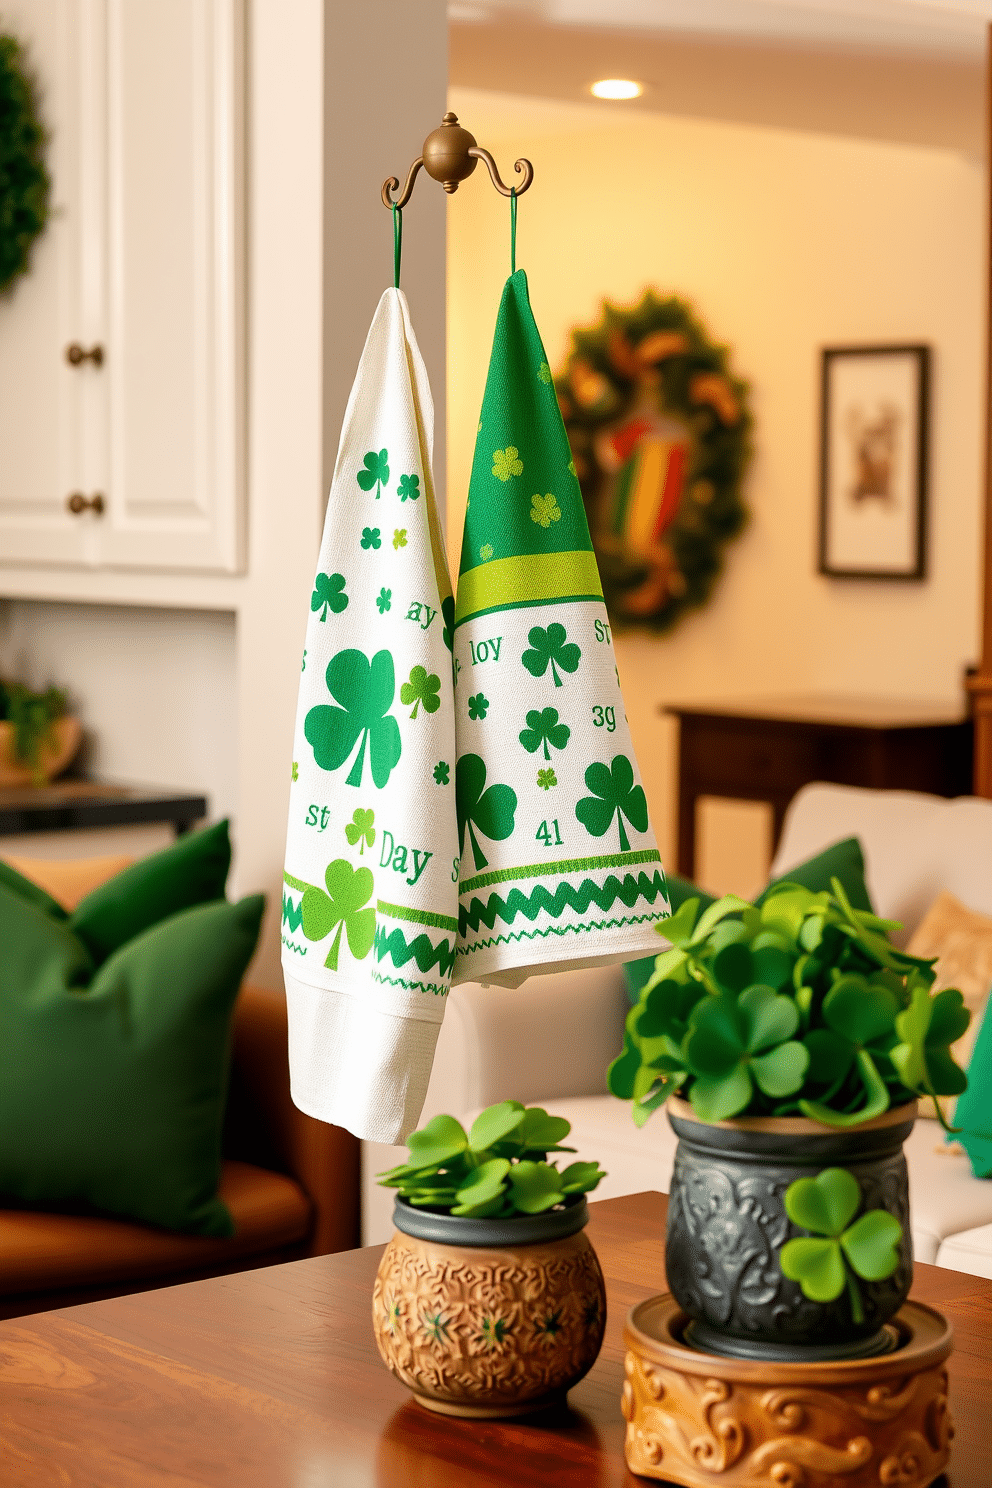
[0,886,264,1236]
[0,856,70,920]
[624,836,873,1002]
[952,987,992,1178]
[68,818,232,964]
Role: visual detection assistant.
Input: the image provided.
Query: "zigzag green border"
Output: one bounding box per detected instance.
[458,870,668,937]
[458,909,664,956]
[372,971,448,996]
[374,923,455,980]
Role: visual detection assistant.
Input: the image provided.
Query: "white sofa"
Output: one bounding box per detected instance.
[362,783,992,1277]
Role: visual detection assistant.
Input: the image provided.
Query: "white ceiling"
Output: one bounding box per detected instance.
[450,0,992,57]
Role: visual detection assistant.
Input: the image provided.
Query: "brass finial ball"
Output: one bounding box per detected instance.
[422,113,479,193]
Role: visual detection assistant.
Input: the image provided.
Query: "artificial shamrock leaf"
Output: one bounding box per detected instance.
[683,985,809,1122]
[559,1161,607,1193]
[344,807,375,854]
[304,648,402,788]
[521,623,581,687]
[406,1114,468,1171]
[530,493,561,528]
[890,984,970,1099]
[575,755,648,852]
[508,1161,565,1213]
[798,975,899,1127]
[456,753,517,871]
[452,1158,511,1215]
[311,572,348,621]
[397,472,420,501]
[400,666,441,719]
[519,706,571,761]
[300,858,375,971]
[515,1107,573,1153]
[441,595,455,653]
[780,1167,902,1323]
[469,1101,525,1152]
[357,448,389,497]
[492,446,523,482]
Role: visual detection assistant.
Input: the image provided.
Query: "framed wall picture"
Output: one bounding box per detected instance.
[818,344,929,580]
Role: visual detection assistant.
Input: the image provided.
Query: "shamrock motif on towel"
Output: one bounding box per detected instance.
[361,527,381,550]
[311,572,348,621]
[492,447,523,482]
[398,473,420,501]
[519,707,570,761]
[300,858,376,970]
[530,494,561,529]
[468,692,489,721]
[304,648,402,788]
[521,624,581,688]
[400,666,442,719]
[456,754,517,872]
[575,754,648,853]
[357,449,389,498]
[344,807,376,855]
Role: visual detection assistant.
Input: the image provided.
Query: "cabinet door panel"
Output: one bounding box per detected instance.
[0,0,92,567]
[100,0,243,571]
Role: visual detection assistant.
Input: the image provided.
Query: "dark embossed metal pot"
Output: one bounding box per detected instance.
[372,1195,607,1418]
[664,1095,916,1362]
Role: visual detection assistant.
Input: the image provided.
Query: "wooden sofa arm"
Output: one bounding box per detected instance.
[224,985,359,1256]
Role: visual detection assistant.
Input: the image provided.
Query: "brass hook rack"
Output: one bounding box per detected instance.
[382,112,534,209]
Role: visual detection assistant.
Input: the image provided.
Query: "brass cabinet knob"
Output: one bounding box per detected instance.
[65,342,104,367]
[66,492,105,515]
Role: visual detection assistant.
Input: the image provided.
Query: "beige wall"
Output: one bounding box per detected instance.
[447,88,986,888]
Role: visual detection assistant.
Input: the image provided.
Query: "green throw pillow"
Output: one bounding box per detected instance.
[951,994,992,1178]
[0,885,264,1235]
[0,857,69,920]
[624,837,873,1002]
[69,818,232,964]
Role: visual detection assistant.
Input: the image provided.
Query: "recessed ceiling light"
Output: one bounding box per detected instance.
[590,78,643,101]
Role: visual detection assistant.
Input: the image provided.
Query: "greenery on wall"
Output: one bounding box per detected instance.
[0,33,50,295]
[556,291,751,633]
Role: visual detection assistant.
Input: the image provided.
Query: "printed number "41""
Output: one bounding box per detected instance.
[536,819,563,847]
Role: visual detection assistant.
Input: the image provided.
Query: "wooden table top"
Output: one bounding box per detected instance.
[662,695,969,729]
[2,1191,989,1487]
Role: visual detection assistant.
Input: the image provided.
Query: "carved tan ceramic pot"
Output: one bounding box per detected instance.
[372,1194,607,1418]
[0,716,82,787]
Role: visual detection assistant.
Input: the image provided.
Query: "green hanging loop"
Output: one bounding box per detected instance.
[392,203,403,289]
[510,190,518,275]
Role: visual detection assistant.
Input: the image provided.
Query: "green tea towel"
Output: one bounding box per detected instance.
[452,271,670,987]
[282,288,458,1143]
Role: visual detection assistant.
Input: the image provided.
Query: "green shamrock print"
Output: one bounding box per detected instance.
[479,543,494,562]
[302,650,307,672]
[376,588,392,614]
[311,572,348,621]
[361,527,381,550]
[441,595,455,654]
[304,647,402,789]
[357,448,389,498]
[492,447,523,482]
[397,473,420,501]
[567,459,577,477]
[521,623,581,688]
[456,753,517,871]
[291,761,299,782]
[300,858,376,971]
[393,529,407,550]
[780,1168,902,1325]
[575,754,648,852]
[537,767,557,790]
[467,692,489,721]
[537,362,552,384]
[519,707,570,761]
[433,760,450,785]
[530,493,561,529]
[400,666,441,719]
[344,807,376,854]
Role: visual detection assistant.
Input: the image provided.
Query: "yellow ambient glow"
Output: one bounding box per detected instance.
[590,79,643,101]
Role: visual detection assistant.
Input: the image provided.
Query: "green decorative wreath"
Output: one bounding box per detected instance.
[0,33,50,295]
[555,291,752,632]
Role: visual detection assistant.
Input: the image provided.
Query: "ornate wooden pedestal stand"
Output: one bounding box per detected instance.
[622,1294,953,1488]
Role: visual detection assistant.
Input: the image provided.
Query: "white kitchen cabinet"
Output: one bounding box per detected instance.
[0,0,244,574]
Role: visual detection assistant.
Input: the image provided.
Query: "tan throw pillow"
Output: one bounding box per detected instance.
[905,890,992,1119]
[0,853,134,912]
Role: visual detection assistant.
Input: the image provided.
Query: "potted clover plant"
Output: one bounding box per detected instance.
[371,1099,607,1418]
[608,880,970,1361]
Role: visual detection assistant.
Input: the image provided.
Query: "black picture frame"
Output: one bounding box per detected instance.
[818,343,929,580]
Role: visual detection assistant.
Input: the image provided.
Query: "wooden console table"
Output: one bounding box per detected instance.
[665,696,972,878]
[0,779,207,839]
